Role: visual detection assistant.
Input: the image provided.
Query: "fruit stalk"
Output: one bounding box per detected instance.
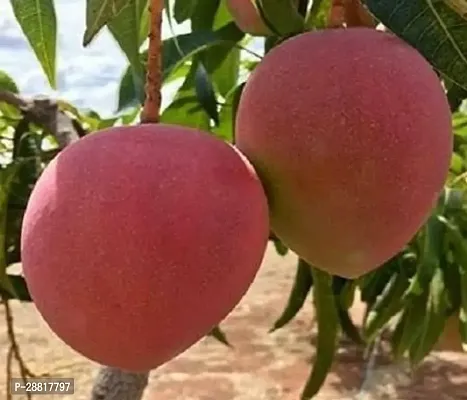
[327,0,346,28]
[141,0,164,123]
[327,0,376,28]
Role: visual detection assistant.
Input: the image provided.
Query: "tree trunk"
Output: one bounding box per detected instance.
[90,367,149,400]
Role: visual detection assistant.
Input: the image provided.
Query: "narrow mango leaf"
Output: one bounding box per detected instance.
[210,102,232,141]
[270,231,289,255]
[161,63,210,130]
[330,277,362,344]
[117,67,146,111]
[301,268,339,400]
[390,311,409,358]
[0,71,19,93]
[271,259,314,332]
[107,0,148,68]
[364,269,410,341]
[409,268,450,365]
[0,162,22,296]
[212,0,235,29]
[364,0,467,90]
[230,82,245,144]
[208,325,231,347]
[440,214,467,344]
[359,256,400,306]
[211,82,245,142]
[391,290,429,359]
[338,279,357,310]
[194,62,219,125]
[256,0,305,36]
[407,215,445,295]
[442,258,462,314]
[138,2,150,45]
[337,305,364,345]
[190,0,221,30]
[83,0,128,46]
[10,0,57,88]
[210,47,240,97]
[173,0,198,23]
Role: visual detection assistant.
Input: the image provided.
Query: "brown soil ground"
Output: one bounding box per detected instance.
[1,245,467,400]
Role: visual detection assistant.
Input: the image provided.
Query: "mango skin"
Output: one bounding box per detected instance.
[21,123,269,371]
[226,0,271,36]
[226,0,298,36]
[235,28,453,278]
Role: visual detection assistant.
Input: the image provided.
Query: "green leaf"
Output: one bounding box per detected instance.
[451,152,464,173]
[242,59,261,72]
[116,22,244,111]
[161,63,210,130]
[83,0,128,46]
[359,257,400,306]
[270,234,288,255]
[162,22,244,81]
[407,214,445,295]
[301,267,339,400]
[139,4,150,45]
[0,71,19,94]
[363,269,411,342]
[256,0,305,36]
[270,259,313,332]
[409,267,450,365]
[10,0,57,88]
[337,279,357,310]
[0,162,22,296]
[390,311,409,357]
[211,82,245,142]
[229,81,245,144]
[391,290,429,359]
[364,0,467,90]
[6,125,43,270]
[173,0,198,23]
[210,47,240,97]
[194,62,219,125]
[446,80,467,112]
[191,0,221,30]
[441,215,467,344]
[117,67,146,111]
[213,0,235,29]
[337,304,364,345]
[208,325,231,347]
[460,307,467,345]
[107,0,148,67]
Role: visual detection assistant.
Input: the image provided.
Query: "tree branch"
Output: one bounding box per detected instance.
[90,367,149,400]
[0,90,82,148]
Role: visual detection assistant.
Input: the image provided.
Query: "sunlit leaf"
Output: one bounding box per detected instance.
[10,0,57,88]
